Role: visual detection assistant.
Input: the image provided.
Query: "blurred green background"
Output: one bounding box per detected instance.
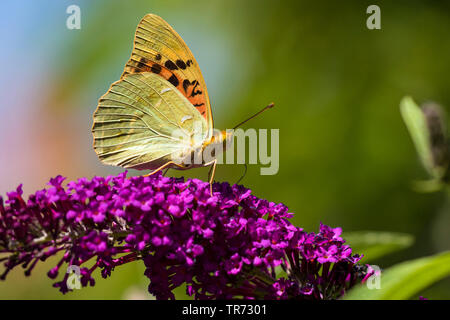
[0,0,449,299]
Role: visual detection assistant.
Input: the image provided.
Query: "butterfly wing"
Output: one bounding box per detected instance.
[121,13,213,138]
[92,72,208,170]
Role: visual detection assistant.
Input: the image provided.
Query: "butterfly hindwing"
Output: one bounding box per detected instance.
[92,72,208,170]
[121,14,213,137]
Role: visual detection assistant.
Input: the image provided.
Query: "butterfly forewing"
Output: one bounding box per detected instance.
[93,72,208,170]
[121,14,213,137]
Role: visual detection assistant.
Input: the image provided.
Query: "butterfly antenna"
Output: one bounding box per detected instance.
[236,164,248,185]
[233,103,275,129]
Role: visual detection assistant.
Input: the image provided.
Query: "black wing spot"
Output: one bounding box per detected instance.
[183,79,192,92]
[190,80,203,97]
[186,59,193,67]
[194,103,205,107]
[168,74,179,87]
[155,53,162,61]
[151,64,162,74]
[165,60,178,70]
[137,57,148,69]
[176,60,187,69]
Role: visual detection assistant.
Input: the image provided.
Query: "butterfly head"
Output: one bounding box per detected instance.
[218,130,234,150]
[205,130,233,153]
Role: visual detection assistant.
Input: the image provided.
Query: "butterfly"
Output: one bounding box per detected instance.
[92,14,273,194]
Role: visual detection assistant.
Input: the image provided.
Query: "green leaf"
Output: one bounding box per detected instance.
[400,96,434,177]
[344,231,414,263]
[411,179,444,193]
[343,251,450,300]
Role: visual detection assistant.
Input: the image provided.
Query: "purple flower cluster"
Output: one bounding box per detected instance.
[0,172,368,299]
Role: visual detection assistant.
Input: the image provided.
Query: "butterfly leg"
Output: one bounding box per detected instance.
[162,168,170,176]
[236,163,247,185]
[207,160,217,196]
[143,161,174,177]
